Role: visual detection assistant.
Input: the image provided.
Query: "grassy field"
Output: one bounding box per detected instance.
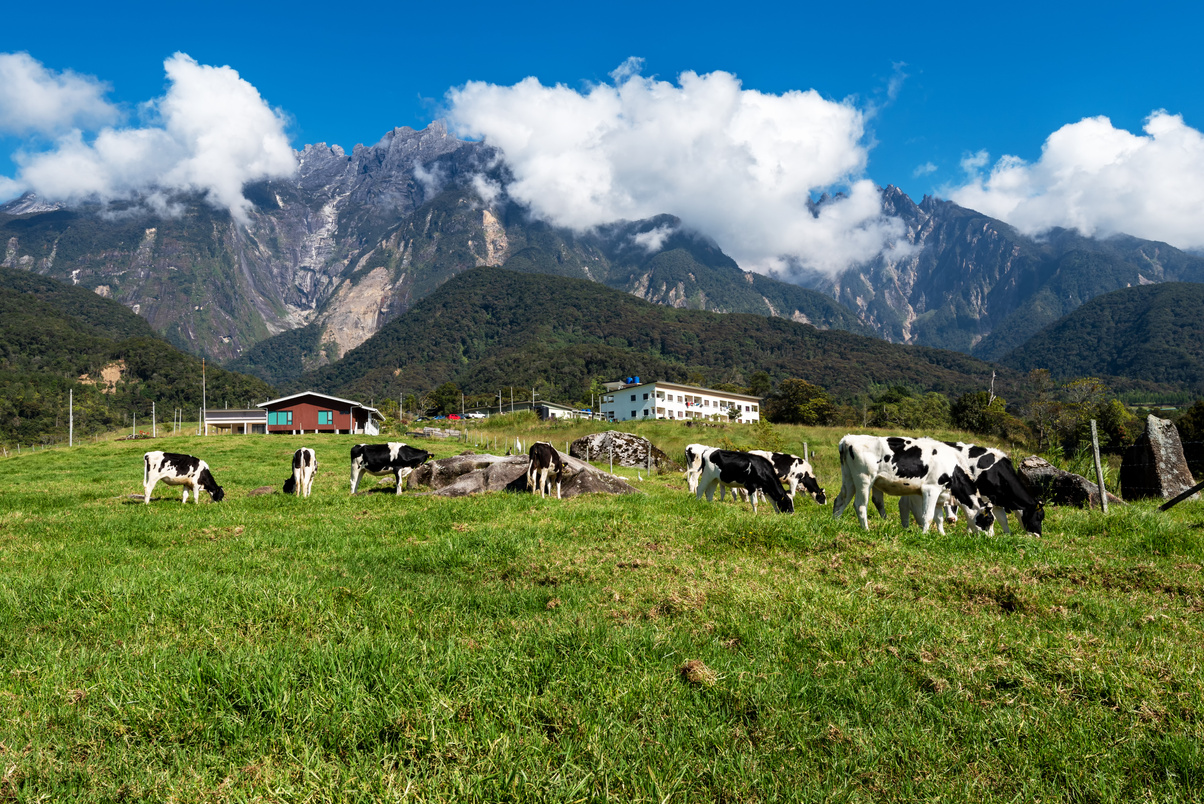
[0,420,1201,802]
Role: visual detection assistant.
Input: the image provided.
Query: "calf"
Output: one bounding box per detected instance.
[283,447,317,497]
[527,442,565,499]
[143,451,224,504]
[349,443,432,494]
[748,450,826,504]
[832,435,994,533]
[943,441,1045,535]
[684,443,717,494]
[696,450,794,514]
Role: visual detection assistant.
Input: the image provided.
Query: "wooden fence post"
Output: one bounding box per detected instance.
[1091,419,1108,514]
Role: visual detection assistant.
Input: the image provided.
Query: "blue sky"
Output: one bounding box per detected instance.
[4,0,1204,268]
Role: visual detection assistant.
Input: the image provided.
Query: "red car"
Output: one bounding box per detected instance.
[448,414,461,420]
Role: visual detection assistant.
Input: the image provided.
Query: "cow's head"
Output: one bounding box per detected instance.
[971,505,995,532]
[799,472,826,505]
[1021,501,1045,535]
[283,475,296,495]
[199,468,224,502]
[776,494,795,514]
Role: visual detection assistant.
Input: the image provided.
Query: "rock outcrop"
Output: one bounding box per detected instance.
[569,431,681,472]
[411,451,641,498]
[1119,415,1198,501]
[1017,456,1124,508]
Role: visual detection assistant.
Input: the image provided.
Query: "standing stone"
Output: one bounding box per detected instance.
[1119,415,1198,501]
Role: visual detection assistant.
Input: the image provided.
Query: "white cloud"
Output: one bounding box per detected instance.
[445,66,901,275]
[950,112,1204,248]
[631,223,675,252]
[0,52,118,135]
[7,53,296,222]
[913,161,937,177]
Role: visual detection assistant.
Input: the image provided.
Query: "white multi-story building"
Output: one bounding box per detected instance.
[601,380,761,423]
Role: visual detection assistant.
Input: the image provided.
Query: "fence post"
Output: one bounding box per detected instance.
[803,442,809,462]
[609,439,613,474]
[1091,419,1108,514]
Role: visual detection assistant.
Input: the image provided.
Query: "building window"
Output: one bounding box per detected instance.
[318,411,333,425]
[643,410,650,417]
[643,393,649,400]
[631,394,636,401]
[267,411,293,426]
[752,405,759,413]
[631,410,637,418]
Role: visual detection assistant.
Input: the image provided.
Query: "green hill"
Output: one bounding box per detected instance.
[299,266,1016,404]
[1001,282,1204,392]
[0,267,276,445]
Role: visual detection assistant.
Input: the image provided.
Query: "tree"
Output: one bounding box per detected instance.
[764,378,832,425]
[430,382,461,416]
[748,371,772,398]
[951,391,1008,436]
[1176,399,1204,478]
[1023,369,1061,451]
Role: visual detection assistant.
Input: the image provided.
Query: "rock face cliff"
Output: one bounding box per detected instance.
[0,123,862,368]
[804,186,1204,360]
[6,126,1204,373]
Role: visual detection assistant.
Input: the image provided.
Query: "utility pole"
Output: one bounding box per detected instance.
[201,358,207,437]
[69,389,73,447]
[152,401,156,438]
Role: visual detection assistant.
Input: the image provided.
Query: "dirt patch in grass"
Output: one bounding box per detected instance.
[680,659,716,686]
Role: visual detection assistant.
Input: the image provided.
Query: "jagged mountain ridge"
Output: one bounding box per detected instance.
[801,187,1204,360]
[1,123,864,368]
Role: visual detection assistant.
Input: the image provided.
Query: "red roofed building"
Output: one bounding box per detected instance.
[258,392,384,435]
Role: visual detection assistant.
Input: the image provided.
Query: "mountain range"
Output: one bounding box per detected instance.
[4,122,1204,395]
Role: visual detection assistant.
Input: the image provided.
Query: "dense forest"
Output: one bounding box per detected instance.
[297,266,1017,404]
[1003,283,1204,391]
[0,267,276,445]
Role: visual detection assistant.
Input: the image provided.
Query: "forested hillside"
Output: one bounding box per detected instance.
[1002,282,1204,392]
[0,267,276,445]
[299,266,1016,404]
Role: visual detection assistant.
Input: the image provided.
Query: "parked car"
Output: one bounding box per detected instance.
[465,412,487,419]
[448,414,461,420]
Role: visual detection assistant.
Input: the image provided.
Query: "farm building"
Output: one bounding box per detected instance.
[258,392,384,435]
[203,408,267,435]
[601,379,761,423]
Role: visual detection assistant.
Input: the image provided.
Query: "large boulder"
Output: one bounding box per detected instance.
[1017,456,1124,508]
[1119,415,1198,501]
[411,451,641,498]
[569,431,681,472]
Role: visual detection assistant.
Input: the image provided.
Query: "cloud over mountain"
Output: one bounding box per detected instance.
[3,53,296,222]
[445,63,902,276]
[0,52,118,136]
[951,111,1204,249]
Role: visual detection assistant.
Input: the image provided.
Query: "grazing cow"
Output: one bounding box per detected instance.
[527,442,565,499]
[696,450,794,514]
[832,435,994,533]
[143,451,224,504]
[283,447,317,497]
[349,443,432,494]
[684,443,717,494]
[943,442,1045,535]
[748,450,827,504]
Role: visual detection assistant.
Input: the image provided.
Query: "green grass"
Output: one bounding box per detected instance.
[0,425,1201,801]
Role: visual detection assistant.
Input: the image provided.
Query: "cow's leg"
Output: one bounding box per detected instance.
[852,478,874,530]
[702,478,717,503]
[899,495,913,528]
[994,507,1011,534]
[350,466,361,495]
[749,489,758,515]
[831,459,857,520]
[144,479,154,504]
[872,489,888,519]
[394,469,404,495]
[918,488,943,533]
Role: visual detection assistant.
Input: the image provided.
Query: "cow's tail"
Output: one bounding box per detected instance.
[143,454,151,487]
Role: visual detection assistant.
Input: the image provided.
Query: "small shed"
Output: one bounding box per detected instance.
[258,392,383,436]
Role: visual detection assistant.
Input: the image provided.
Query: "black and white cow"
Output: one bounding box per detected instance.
[349,443,432,494]
[283,447,317,497]
[696,450,794,514]
[943,441,1045,535]
[527,442,565,499]
[832,435,994,533]
[684,443,717,494]
[143,451,224,504]
[748,450,827,504]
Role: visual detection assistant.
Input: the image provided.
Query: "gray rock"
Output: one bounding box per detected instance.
[412,451,641,498]
[247,486,278,496]
[1017,456,1124,508]
[569,431,681,472]
[1120,415,1198,501]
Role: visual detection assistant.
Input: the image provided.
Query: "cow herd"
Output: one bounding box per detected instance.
[686,435,1044,535]
[140,433,1044,535]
